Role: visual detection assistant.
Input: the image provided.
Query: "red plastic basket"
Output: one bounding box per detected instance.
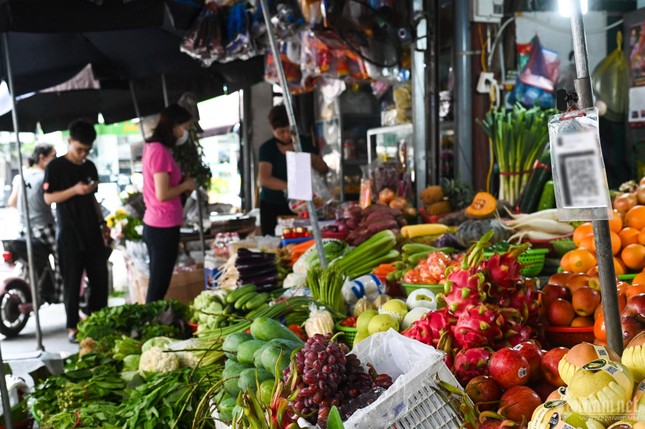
[545,325,594,348]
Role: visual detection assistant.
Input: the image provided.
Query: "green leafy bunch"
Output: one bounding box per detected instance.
[171,126,212,190]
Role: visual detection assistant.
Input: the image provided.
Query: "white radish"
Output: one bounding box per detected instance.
[503,208,561,223]
[508,230,569,243]
[506,219,574,235]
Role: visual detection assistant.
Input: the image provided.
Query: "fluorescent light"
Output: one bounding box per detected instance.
[98,113,105,124]
[559,0,588,17]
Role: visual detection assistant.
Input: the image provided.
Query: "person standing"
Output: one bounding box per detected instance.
[43,119,109,343]
[258,105,329,236]
[8,144,63,303]
[142,104,196,303]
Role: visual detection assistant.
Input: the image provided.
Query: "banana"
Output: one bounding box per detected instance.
[234,291,258,310]
[226,284,256,303]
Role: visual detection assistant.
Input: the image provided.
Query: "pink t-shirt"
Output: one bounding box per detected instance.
[142,142,183,227]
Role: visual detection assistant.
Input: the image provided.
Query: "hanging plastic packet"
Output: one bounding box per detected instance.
[180,5,225,67]
[225,2,253,61]
[548,106,613,221]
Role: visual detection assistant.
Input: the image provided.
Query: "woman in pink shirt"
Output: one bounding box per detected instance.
[142,104,196,302]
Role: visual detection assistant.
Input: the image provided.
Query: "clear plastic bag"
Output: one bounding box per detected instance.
[180,5,225,67]
[592,32,629,122]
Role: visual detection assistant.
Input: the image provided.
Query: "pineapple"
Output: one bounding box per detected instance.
[426,200,452,216]
[420,185,444,205]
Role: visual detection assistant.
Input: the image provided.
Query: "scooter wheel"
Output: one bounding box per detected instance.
[0,281,31,337]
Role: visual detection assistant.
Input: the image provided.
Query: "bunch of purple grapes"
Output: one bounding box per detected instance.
[283,333,394,428]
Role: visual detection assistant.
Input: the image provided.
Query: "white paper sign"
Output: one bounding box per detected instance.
[552,129,609,209]
[286,151,312,201]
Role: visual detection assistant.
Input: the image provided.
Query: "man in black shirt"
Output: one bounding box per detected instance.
[44,119,109,343]
[258,105,329,235]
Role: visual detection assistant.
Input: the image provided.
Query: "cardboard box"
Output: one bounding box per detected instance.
[126,258,204,304]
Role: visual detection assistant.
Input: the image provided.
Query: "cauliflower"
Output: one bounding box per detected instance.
[141,336,175,353]
[138,346,179,373]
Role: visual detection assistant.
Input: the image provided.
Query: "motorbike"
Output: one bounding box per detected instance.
[0,238,89,337]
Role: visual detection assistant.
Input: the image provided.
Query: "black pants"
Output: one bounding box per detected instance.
[260,200,294,236]
[58,247,108,329]
[143,224,180,303]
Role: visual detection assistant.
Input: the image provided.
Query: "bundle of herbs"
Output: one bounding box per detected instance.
[478,104,553,206]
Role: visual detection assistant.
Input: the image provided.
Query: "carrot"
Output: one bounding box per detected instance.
[290,239,315,265]
[373,262,397,276]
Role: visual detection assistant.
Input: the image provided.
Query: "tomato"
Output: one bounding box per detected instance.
[340,317,357,327]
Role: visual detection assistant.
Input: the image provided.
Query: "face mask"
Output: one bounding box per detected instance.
[176,129,189,146]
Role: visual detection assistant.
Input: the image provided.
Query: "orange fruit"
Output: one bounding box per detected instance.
[609,209,623,233]
[626,284,645,300]
[619,227,641,248]
[594,312,606,342]
[578,234,595,251]
[639,229,645,245]
[624,205,645,230]
[574,223,594,247]
[621,243,645,271]
[567,248,598,274]
[614,257,627,276]
[632,271,645,286]
[560,251,573,272]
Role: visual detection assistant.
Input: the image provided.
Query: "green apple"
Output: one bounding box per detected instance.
[353,329,370,348]
[356,309,378,333]
[367,314,399,335]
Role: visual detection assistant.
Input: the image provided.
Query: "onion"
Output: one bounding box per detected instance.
[614,193,637,213]
[637,185,645,205]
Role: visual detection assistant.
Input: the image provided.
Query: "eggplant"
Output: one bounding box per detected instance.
[236,259,277,272]
[240,272,279,287]
[238,265,278,279]
[236,250,276,264]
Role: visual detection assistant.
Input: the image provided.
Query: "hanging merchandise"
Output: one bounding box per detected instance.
[509,36,560,109]
[300,30,369,83]
[253,0,307,42]
[592,32,629,122]
[180,4,225,67]
[298,0,323,26]
[224,2,256,61]
[264,42,316,94]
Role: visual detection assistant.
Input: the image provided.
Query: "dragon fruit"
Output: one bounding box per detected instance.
[443,269,488,314]
[453,347,493,386]
[453,304,503,349]
[491,307,533,349]
[479,252,524,298]
[402,307,456,348]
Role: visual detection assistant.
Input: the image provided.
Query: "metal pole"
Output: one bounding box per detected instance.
[569,1,622,355]
[0,345,12,429]
[454,0,472,186]
[428,0,440,186]
[2,33,44,355]
[161,74,169,108]
[411,0,427,195]
[128,80,146,142]
[258,0,327,268]
[241,89,253,213]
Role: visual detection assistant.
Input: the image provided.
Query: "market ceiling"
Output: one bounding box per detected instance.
[0,0,264,132]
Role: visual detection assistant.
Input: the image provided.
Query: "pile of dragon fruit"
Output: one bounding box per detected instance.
[402,231,543,387]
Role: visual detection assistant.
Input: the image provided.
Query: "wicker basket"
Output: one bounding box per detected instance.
[483,248,549,277]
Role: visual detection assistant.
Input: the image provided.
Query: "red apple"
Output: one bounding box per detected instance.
[488,347,530,389]
[498,386,542,424]
[513,340,544,383]
[621,313,645,346]
[541,284,571,307]
[530,379,558,402]
[540,347,569,387]
[624,293,645,323]
[465,375,503,412]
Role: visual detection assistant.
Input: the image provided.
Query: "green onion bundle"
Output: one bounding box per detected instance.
[478,104,553,206]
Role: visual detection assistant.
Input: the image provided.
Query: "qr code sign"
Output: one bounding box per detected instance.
[554,131,609,209]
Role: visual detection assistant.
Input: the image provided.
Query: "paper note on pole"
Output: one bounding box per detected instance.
[286,151,312,201]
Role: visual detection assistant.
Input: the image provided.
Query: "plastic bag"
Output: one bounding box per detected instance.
[180,5,225,67]
[510,36,560,108]
[592,32,629,122]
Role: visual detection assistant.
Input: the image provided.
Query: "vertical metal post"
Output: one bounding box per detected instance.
[128,80,146,142]
[1,33,44,356]
[259,0,327,268]
[454,0,472,186]
[427,0,440,187]
[161,74,169,108]
[569,1,622,355]
[241,89,253,213]
[411,0,427,195]
[0,346,12,429]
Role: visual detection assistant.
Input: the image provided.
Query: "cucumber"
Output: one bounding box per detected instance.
[518,151,552,213]
[250,317,304,344]
[234,291,258,310]
[537,180,556,211]
[226,284,256,303]
[244,292,270,311]
[237,339,267,364]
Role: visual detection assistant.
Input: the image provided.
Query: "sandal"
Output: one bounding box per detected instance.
[68,331,79,344]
